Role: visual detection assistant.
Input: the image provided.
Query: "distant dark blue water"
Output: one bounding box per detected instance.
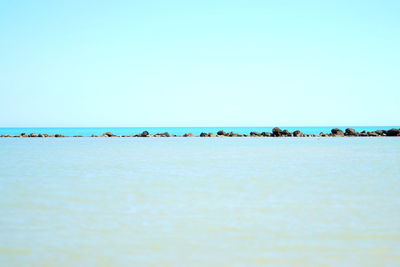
[0,126,398,136]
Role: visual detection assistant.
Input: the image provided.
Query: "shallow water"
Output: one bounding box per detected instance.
[1,138,400,266]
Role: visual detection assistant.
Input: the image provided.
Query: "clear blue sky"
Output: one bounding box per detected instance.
[1,0,399,127]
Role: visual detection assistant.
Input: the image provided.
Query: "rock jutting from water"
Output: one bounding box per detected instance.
[1,128,400,138]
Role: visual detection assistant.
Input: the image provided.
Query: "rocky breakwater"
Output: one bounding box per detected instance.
[1,128,399,138]
[0,133,67,138]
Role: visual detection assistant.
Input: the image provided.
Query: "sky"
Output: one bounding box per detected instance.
[1,0,399,127]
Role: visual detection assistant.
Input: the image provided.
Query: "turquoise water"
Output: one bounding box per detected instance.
[1,138,400,266]
[0,126,399,136]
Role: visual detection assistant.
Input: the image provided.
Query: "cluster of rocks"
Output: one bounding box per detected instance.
[0,133,67,138]
[1,128,399,138]
[328,128,400,137]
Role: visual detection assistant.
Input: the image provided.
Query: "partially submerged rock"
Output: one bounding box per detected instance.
[345,128,358,136]
[272,127,283,137]
[250,132,262,137]
[387,128,400,136]
[103,132,115,137]
[139,131,150,137]
[293,130,304,137]
[217,130,227,136]
[331,128,344,136]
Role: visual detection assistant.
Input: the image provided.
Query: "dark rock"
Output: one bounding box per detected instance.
[282,129,292,136]
[208,133,215,137]
[331,128,344,136]
[293,130,304,137]
[74,135,84,137]
[139,131,149,137]
[183,133,193,137]
[345,128,358,136]
[217,130,226,136]
[272,127,283,137]
[200,132,208,137]
[367,132,378,137]
[103,132,115,137]
[374,130,384,136]
[250,132,262,137]
[157,132,170,137]
[262,132,272,137]
[387,128,400,136]
[228,132,239,137]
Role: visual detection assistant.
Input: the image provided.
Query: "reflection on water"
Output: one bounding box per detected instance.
[1,138,400,266]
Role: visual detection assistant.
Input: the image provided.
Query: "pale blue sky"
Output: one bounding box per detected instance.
[1,0,399,127]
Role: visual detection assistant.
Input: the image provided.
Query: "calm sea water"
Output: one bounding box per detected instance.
[1,138,400,266]
[0,126,399,136]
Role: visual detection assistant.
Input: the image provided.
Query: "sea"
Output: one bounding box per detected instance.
[1,136,400,266]
[0,126,398,136]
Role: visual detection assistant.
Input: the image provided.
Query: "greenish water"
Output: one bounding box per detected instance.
[1,138,400,266]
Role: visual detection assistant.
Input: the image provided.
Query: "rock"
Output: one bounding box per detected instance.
[293,130,304,137]
[367,132,378,137]
[199,132,208,137]
[139,131,149,137]
[360,131,368,137]
[272,127,283,137]
[282,129,292,136]
[217,130,227,136]
[29,133,38,137]
[374,130,384,136]
[387,128,400,136]
[208,133,215,137]
[158,132,170,137]
[345,128,358,136]
[262,132,272,137]
[103,132,115,137]
[74,135,84,137]
[183,133,193,137]
[54,134,64,137]
[228,132,239,137]
[331,128,344,136]
[250,132,262,137]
